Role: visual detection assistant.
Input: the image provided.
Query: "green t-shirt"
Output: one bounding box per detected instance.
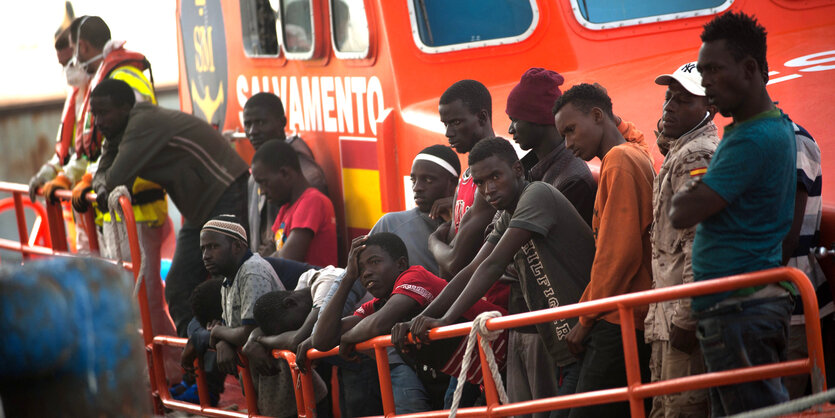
[692,109,796,310]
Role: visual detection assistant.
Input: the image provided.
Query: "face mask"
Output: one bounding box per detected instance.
[64,16,102,88]
[64,59,91,87]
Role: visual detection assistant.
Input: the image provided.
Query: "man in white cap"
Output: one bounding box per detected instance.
[645,62,718,418]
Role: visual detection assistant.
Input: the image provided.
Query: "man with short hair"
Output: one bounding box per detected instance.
[398,138,595,417]
[240,92,329,255]
[645,62,718,418]
[200,215,283,376]
[89,78,250,337]
[554,83,655,418]
[430,80,500,280]
[669,12,797,415]
[251,139,337,267]
[504,68,597,416]
[370,144,460,275]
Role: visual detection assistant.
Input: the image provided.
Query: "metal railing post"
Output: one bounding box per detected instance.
[618,305,645,417]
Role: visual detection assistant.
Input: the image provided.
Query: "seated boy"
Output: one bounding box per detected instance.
[251,140,338,267]
[175,278,225,405]
[200,214,284,378]
[313,232,507,414]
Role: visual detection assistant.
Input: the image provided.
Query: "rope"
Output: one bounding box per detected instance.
[105,186,142,297]
[449,311,507,418]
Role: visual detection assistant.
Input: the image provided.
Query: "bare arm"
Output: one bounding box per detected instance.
[312,236,366,351]
[275,228,315,262]
[669,181,727,229]
[210,324,257,348]
[341,294,420,345]
[429,191,497,278]
[782,188,809,264]
[407,228,530,343]
[258,307,320,351]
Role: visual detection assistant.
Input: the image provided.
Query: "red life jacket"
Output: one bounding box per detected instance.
[75,46,151,160]
[55,87,81,165]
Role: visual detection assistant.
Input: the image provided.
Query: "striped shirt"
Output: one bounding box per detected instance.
[788,123,832,324]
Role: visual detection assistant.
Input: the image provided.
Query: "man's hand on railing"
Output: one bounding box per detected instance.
[71,173,94,213]
[42,173,71,204]
[95,186,109,212]
[181,339,198,373]
[242,331,279,376]
[409,314,451,345]
[295,337,314,373]
[567,321,592,356]
[216,340,241,375]
[391,321,414,352]
[338,341,360,362]
[670,324,698,354]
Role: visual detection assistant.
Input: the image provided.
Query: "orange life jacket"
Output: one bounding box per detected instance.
[55,87,81,165]
[75,46,151,160]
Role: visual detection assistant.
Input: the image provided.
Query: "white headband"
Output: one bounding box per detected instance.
[412,154,459,177]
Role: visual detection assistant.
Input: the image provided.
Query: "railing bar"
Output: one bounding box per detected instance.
[617,305,645,417]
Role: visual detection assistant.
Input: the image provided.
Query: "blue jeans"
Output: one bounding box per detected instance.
[549,362,580,418]
[443,376,482,409]
[390,362,431,414]
[695,296,793,417]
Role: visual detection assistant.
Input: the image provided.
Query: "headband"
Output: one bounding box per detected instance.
[202,218,247,243]
[412,154,459,178]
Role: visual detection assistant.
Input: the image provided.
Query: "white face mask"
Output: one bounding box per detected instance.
[64,16,102,88]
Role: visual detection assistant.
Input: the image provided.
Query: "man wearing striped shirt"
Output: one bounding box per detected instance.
[90,78,250,337]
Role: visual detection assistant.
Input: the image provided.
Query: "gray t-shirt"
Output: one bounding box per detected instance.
[369,208,442,275]
[221,253,284,327]
[487,182,594,366]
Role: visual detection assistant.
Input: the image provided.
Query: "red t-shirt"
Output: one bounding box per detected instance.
[354,265,507,384]
[452,168,476,233]
[272,187,337,267]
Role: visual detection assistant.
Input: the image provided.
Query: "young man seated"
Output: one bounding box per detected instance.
[370,145,460,275]
[243,266,345,372]
[554,84,655,418]
[174,278,227,406]
[396,138,595,417]
[199,215,284,392]
[313,232,507,414]
[251,140,337,267]
[242,287,330,417]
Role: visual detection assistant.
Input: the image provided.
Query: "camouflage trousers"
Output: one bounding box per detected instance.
[648,340,710,418]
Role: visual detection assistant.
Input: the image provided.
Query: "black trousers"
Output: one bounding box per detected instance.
[568,319,652,418]
[165,173,249,337]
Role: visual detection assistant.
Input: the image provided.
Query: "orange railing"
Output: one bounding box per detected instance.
[1,181,829,417]
[282,267,829,418]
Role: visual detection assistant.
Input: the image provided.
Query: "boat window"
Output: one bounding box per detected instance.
[408,0,538,53]
[331,0,370,57]
[570,0,732,29]
[240,0,280,56]
[280,0,315,57]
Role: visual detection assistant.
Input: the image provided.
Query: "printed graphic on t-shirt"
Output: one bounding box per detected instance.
[275,222,286,250]
[520,240,571,340]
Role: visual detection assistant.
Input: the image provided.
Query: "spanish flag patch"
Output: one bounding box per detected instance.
[689,167,707,177]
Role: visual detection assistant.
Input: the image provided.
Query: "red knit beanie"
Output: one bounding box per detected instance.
[505,68,565,125]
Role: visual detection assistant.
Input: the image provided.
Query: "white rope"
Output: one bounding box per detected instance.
[105,186,142,297]
[449,311,508,418]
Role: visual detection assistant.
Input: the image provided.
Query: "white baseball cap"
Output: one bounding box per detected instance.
[655,62,705,96]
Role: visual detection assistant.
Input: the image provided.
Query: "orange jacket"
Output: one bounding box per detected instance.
[579,142,655,328]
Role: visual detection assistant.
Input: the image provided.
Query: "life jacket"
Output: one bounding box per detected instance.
[55,87,82,165]
[76,43,153,160]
